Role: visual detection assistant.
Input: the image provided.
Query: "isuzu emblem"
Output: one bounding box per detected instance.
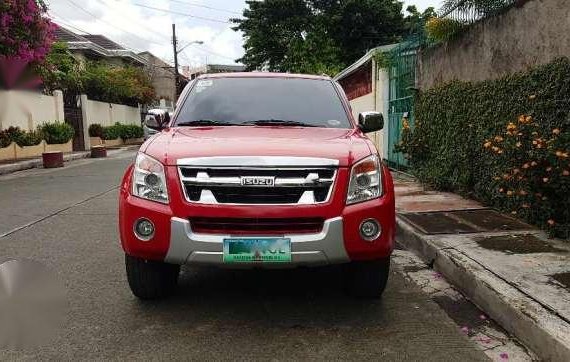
[240,176,275,187]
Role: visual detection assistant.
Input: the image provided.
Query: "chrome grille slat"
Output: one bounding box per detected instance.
[178,162,337,205]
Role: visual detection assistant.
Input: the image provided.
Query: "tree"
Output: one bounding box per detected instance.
[38,42,83,94]
[0,0,56,89]
[404,5,437,35]
[232,0,414,75]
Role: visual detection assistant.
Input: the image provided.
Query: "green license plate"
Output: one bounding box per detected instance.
[223,238,291,263]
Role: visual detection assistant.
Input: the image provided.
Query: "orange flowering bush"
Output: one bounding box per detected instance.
[484,116,569,236]
[400,58,570,239]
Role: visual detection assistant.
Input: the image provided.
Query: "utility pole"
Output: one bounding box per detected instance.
[172,23,179,101]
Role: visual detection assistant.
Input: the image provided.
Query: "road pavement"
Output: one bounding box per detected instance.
[0,150,487,360]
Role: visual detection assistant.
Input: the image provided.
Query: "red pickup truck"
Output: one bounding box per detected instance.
[119,73,395,299]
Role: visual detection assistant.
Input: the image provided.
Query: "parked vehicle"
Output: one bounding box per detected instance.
[119,73,395,300]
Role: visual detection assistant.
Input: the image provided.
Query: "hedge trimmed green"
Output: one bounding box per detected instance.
[100,123,143,141]
[88,123,104,138]
[102,124,121,140]
[400,58,570,239]
[117,124,144,140]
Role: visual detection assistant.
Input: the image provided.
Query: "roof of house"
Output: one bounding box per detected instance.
[54,27,87,42]
[333,43,398,81]
[82,35,125,50]
[54,25,147,66]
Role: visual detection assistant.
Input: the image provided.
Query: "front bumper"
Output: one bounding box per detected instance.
[119,164,396,266]
[164,216,349,267]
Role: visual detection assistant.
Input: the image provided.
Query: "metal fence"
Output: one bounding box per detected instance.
[438,0,520,24]
[386,34,425,169]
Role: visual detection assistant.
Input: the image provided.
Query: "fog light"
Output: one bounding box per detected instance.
[360,218,381,241]
[134,218,154,241]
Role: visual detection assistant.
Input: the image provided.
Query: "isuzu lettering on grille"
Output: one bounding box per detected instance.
[240,176,275,187]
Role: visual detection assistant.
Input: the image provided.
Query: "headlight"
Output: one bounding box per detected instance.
[346,155,382,205]
[132,153,169,203]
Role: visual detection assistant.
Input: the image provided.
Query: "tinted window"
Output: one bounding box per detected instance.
[175,77,351,128]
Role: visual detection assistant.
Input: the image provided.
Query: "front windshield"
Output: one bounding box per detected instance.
[174,77,351,128]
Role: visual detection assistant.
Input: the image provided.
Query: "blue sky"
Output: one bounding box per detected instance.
[48,0,442,68]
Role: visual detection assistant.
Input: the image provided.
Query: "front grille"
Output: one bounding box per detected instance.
[190,217,325,235]
[178,167,336,205]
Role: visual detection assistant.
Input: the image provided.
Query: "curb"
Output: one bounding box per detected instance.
[0,146,139,176]
[396,216,570,361]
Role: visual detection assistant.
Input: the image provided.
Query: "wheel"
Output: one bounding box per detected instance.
[125,254,180,300]
[345,257,390,298]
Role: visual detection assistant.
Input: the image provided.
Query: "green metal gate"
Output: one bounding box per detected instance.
[387,37,421,168]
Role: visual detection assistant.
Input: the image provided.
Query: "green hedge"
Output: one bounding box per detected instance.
[117,124,144,140]
[100,123,143,141]
[400,58,570,239]
[88,124,104,138]
[101,124,121,140]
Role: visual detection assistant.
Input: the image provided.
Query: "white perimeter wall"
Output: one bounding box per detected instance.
[0,90,64,131]
[82,98,140,127]
[0,90,141,131]
[347,63,390,160]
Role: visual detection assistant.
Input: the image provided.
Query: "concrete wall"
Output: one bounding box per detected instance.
[82,98,140,127]
[0,90,64,131]
[418,0,570,89]
[347,63,390,159]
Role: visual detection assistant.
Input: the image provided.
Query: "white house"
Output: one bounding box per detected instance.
[334,44,396,160]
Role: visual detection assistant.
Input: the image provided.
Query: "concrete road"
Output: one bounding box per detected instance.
[0,150,487,361]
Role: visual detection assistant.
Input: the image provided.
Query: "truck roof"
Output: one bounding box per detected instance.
[197,72,332,81]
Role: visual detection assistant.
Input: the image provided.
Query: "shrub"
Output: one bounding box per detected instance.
[0,126,42,147]
[118,124,144,140]
[399,57,570,239]
[0,126,24,147]
[88,123,104,138]
[82,63,155,106]
[18,129,43,147]
[0,0,57,89]
[101,124,121,140]
[0,130,10,148]
[39,121,74,144]
[482,116,569,237]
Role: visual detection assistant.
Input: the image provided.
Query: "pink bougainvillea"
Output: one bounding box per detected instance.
[0,0,56,88]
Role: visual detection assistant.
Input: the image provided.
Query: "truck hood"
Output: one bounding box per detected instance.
[141,126,373,167]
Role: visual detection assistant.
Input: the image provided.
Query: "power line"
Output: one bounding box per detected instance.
[63,0,167,48]
[131,3,233,24]
[184,44,236,61]
[93,0,172,43]
[167,0,241,15]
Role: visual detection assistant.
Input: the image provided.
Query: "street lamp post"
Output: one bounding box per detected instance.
[172,23,204,102]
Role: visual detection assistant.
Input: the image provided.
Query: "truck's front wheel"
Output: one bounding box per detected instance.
[346,257,390,298]
[125,254,180,300]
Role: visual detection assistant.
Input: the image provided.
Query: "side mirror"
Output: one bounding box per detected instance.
[358,111,384,133]
[145,115,162,130]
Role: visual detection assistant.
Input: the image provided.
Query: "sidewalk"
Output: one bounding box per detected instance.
[0,146,139,175]
[393,171,570,361]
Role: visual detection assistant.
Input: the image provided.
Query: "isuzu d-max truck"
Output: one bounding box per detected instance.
[119,73,395,299]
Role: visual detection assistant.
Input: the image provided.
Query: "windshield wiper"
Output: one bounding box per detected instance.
[242,119,318,127]
[176,120,236,127]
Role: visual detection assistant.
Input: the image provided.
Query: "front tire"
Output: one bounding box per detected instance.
[125,254,180,300]
[346,257,390,298]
